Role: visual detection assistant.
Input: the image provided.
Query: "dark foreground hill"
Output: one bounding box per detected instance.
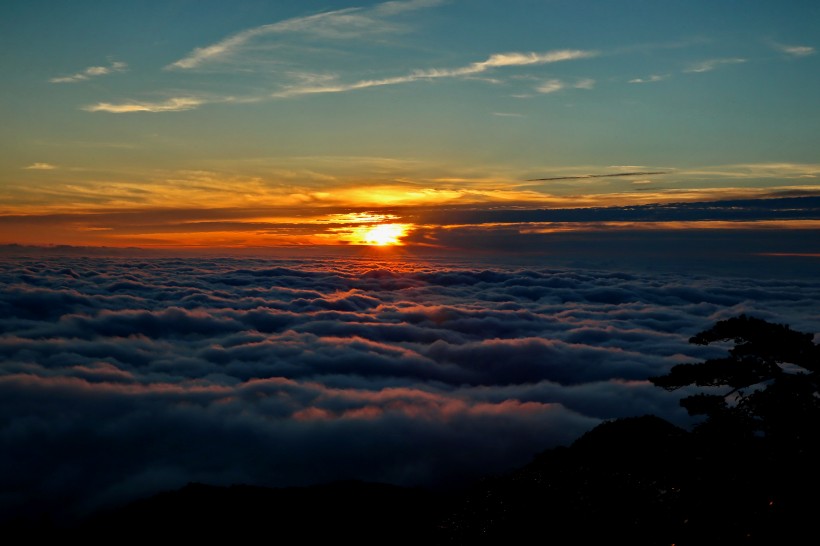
[9,414,819,545]
[440,414,820,545]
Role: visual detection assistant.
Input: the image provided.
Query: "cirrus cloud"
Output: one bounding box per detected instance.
[684,57,747,73]
[50,61,127,83]
[167,0,447,70]
[23,162,57,170]
[83,97,205,113]
[772,43,815,58]
[271,49,597,98]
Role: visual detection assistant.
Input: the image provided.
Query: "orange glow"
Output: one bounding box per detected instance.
[361,223,409,246]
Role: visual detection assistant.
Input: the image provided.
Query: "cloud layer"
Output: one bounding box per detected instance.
[2,253,819,521]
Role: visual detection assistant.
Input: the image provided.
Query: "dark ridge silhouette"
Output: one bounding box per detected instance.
[4,315,818,544]
[437,415,694,544]
[9,481,452,543]
[436,414,810,545]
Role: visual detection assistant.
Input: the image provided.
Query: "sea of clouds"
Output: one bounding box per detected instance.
[2,252,819,520]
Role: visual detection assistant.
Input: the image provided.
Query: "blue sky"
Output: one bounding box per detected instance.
[1,0,818,248]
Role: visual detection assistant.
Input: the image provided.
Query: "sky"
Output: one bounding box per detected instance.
[1,0,819,251]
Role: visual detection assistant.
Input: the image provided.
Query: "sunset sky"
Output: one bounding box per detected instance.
[2,0,818,250]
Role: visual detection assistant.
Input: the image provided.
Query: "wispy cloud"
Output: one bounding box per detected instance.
[167,9,357,70]
[527,171,668,182]
[681,163,820,180]
[535,77,594,94]
[629,74,667,84]
[83,97,204,113]
[574,78,595,90]
[98,3,593,111]
[772,43,815,58]
[536,79,564,94]
[50,61,127,83]
[374,0,446,15]
[492,112,524,117]
[24,162,57,170]
[167,0,445,70]
[272,50,597,98]
[472,51,594,70]
[684,58,746,73]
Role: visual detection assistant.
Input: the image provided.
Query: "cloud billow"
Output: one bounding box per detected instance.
[1,253,819,522]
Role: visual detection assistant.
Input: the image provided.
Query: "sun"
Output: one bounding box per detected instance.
[362,223,408,246]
